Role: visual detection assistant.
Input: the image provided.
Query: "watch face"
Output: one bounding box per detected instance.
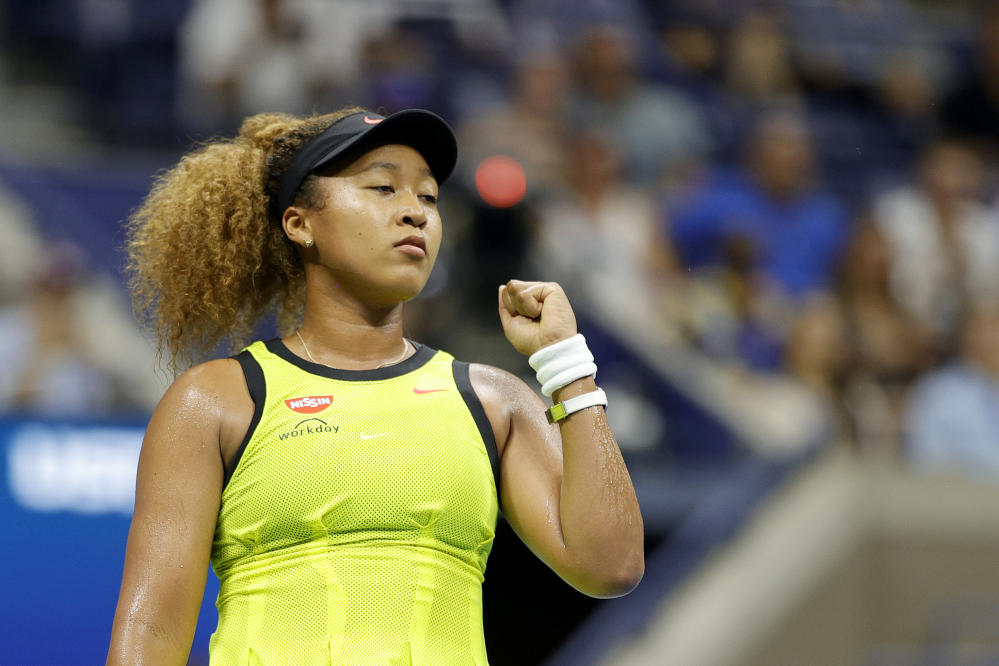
[546,403,568,424]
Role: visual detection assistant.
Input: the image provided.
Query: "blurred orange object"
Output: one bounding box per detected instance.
[475,155,527,208]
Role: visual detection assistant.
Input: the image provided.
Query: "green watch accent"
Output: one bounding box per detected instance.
[546,402,569,424]
[544,388,608,424]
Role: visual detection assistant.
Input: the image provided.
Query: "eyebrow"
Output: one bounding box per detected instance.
[356,161,434,178]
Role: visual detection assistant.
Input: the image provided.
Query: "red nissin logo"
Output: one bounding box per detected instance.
[284,395,333,414]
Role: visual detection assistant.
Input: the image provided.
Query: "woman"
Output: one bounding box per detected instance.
[107,107,644,664]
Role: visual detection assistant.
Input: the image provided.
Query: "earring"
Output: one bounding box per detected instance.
[304,239,314,248]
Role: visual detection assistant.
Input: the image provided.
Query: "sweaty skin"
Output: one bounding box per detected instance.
[107,145,643,665]
[483,279,644,595]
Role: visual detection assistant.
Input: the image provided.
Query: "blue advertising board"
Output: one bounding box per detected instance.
[0,418,219,664]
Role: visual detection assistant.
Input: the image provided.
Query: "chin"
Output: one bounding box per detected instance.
[366,276,431,308]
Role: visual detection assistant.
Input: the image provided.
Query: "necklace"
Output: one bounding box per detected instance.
[295,329,411,369]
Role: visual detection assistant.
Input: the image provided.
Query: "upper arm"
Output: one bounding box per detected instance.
[108,358,251,664]
[470,364,569,571]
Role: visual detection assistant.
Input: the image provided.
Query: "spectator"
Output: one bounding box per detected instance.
[565,24,712,187]
[678,235,792,371]
[457,46,571,196]
[905,304,999,476]
[835,222,933,454]
[654,5,740,162]
[508,0,656,58]
[670,109,849,299]
[0,244,163,416]
[872,137,999,350]
[530,128,678,337]
[0,183,44,304]
[658,8,721,84]
[178,0,510,133]
[783,295,851,441]
[178,0,328,132]
[722,8,800,107]
[342,26,439,114]
[712,7,802,162]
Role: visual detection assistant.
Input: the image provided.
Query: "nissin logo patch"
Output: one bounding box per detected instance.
[284,396,333,414]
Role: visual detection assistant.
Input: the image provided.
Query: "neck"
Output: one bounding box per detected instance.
[290,274,409,370]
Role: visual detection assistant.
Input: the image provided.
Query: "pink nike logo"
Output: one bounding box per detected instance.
[413,387,448,394]
[363,116,383,125]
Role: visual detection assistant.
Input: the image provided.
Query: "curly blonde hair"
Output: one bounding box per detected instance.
[126,106,364,372]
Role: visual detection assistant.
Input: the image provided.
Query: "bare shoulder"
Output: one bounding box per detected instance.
[160,358,246,418]
[150,358,254,463]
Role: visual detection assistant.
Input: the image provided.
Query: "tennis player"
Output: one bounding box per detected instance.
[107,107,644,664]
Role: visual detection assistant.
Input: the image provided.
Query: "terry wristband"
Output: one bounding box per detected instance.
[528,334,598,397]
[546,388,608,424]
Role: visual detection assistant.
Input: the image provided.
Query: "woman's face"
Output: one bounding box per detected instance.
[301,143,442,308]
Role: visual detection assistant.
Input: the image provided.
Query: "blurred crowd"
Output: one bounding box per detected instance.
[1,0,998,474]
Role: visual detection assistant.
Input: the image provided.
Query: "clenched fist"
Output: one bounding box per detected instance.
[498,280,578,356]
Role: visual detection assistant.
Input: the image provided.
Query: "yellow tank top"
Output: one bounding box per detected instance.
[209,339,500,665]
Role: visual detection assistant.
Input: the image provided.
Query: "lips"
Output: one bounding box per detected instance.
[394,235,427,257]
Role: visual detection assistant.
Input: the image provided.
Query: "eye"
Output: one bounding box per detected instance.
[371,185,394,194]
[420,194,438,204]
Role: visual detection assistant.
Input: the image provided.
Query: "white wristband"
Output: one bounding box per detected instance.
[546,388,608,423]
[528,333,597,397]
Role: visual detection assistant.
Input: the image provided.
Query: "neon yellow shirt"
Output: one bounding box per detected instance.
[209,339,499,665]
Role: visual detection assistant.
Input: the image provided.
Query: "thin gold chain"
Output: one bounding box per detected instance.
[295,329,411,369]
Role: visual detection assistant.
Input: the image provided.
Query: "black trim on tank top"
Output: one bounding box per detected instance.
[265,337,436,380]
[226,350,266,487]
[452,360,501,499]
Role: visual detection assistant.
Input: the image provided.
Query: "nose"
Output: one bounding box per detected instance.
[398,191,427,229]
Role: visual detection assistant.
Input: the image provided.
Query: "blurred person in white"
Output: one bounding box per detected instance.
[530,128,678,339]
[872,137,999,352]
[0,243,164,417]
[565,24,712,188]
[905,304,999,477]
[178,0,509,133]
[0,183,45,304]
[179,0,320,132]
[457,45,571,196]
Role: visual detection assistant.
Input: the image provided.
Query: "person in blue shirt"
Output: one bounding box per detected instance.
[670,109,848,298]
[905,305,999,476]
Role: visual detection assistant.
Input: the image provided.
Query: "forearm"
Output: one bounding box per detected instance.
[107,610,194,666]
[552,377,644,596]
[494,280,643,595]
[107,560,205,665]
[108,630,192,666]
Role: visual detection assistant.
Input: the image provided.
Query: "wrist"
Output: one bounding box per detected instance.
[528,333,597,397]
[551,376,598,403]
[545,385,607,423]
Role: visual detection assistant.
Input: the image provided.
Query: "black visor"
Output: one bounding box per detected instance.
[274,109,457,220]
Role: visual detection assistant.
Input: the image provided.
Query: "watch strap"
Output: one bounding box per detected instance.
[545,388,608,424]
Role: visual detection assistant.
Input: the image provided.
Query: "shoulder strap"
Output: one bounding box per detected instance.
[226,349,266,486]
[452,360,501,500]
